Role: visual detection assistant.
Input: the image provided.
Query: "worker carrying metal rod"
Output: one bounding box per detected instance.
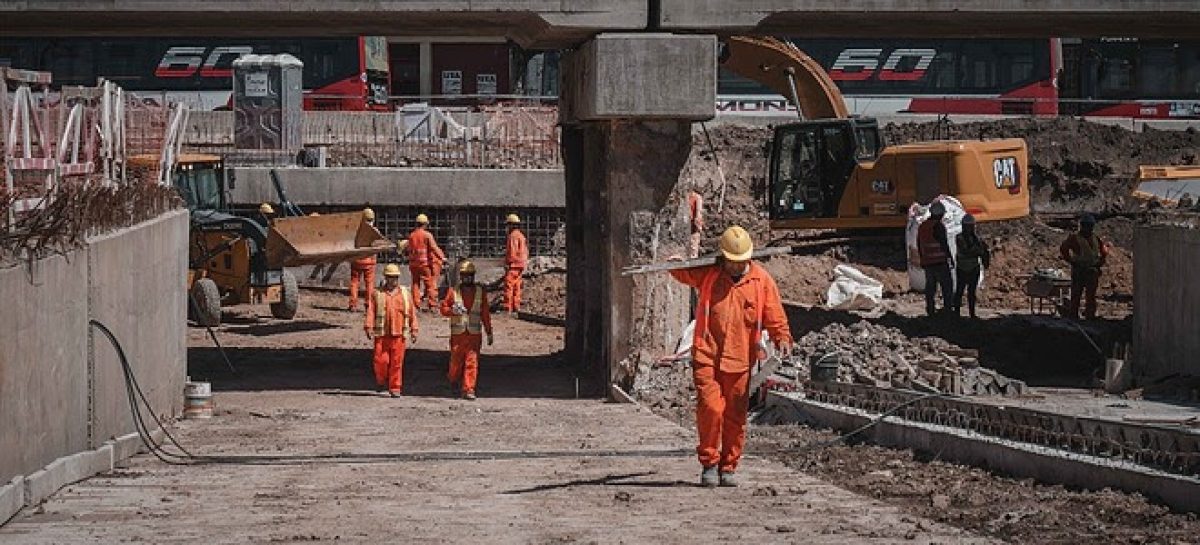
[666,225,793,488]
[440,260,493,401]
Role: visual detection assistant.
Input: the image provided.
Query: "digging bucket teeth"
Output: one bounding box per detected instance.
[265,212,395,268]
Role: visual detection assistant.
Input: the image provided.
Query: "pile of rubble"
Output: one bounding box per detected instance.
[785,321,1026,396]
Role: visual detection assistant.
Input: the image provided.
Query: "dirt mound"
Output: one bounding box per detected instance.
[521,271,566,321]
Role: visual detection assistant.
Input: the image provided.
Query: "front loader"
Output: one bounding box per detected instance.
[131,154,393,326]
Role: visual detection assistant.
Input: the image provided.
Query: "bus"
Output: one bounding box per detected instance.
[718,38,1200,119]
[0,36,391,111]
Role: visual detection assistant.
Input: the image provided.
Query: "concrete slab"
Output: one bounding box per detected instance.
[0,477,22,525]
[229,167,564,208]
[21,445,113,508]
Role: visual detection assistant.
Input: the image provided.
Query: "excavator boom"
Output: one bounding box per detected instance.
[719,36,850,120]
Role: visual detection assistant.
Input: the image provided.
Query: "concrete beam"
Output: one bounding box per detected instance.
[229,167,565,208]
[560,34,716,123]
[22,445,112,508]
[0,477,22,526]
[0,1,647,48]
[658,0,1200,38]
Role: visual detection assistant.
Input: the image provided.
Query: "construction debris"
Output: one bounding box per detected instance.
[789,321,1026,396]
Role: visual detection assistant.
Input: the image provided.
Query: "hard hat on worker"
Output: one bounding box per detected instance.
[416,213,429,225]
[929,201,946,217]
[719,225,754,262]
[259,203,275,215]
[458,260,477,275]
[308,212,320,217]
[506,213,521,224]
[383,264,402,277]
[363,208,375,221]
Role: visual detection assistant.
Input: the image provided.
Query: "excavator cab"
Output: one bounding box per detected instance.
[769,118,881,220]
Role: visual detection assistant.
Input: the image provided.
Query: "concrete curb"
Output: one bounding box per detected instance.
[0,477,23,525]
[766,392,1200,513]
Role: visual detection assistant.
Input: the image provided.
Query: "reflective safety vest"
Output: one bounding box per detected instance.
[372,287,412,337]
[449,287,485,335]
[1071,233,1104,268]
[917,219,949,267]
[695,267,767,362]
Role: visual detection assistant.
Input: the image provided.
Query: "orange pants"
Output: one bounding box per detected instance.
[410,265,437,310]
[372,336,407,394]
[348,265,375,310]
[503,267,524,312]
[447,333,482,395]
[693,364,750,472]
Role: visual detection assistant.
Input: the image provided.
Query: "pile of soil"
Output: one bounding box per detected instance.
[520,271,566,321]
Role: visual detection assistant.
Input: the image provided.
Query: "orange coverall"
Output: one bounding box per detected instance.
[365,286,418,394]
[670,263,792,473]
[440,286,493,396]
[407,227,446,310]
[347,255,377,311]
[504,228,529,312]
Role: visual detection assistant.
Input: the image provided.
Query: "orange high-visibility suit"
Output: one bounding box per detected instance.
[407,227,446,310]
[347,255,377,311]
[365,286,418,394]
[440,285,493,397]
[670,263,791,473]
[504,228,528,312]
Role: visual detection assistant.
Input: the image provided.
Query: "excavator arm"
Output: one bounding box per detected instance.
[719,36,849,120]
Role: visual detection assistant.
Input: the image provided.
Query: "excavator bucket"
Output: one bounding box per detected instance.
[1134,166,1200,205]
[264,212,395,268]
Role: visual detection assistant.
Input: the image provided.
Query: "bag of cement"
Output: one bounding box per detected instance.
[905,195,966,291]
[825,264,884,310]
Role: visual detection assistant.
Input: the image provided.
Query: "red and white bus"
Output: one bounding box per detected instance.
[718,38,1200,119]
[0,36,391,111]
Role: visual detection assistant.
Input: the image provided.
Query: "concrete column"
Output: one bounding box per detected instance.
[419,42,433,96]
[560,33,716,397]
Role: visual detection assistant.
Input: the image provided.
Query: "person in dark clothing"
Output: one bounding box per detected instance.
[917,201,954,317]
[1060,213,1108,320]
[953,214,991,318]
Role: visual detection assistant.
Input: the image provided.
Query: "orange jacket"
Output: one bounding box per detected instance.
[351,254,377,269]
[1060,232,1108,268]
[439,286,493,336]
[670,262,792,373]
[407,227,445,269]
[506,229,528,269]
[365,286,419,338]
[917,218,950,267]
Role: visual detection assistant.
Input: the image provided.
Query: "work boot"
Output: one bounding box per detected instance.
[388,390,401,398]
[719,471,739,488]
[463,391,477,401]
[700,466,719,488]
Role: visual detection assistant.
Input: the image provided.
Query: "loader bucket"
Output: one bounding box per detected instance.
[265,211,395,268]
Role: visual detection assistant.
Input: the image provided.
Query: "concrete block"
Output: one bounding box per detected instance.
[0,476,23,525]
[562,33,716,122]
[109,432,144,465]
[21,445,114,507]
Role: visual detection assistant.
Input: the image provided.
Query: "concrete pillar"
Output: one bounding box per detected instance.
[560,33,716,397]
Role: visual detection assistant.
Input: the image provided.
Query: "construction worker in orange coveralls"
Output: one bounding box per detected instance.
[668,226,792,488]
[503,213,528,314]
[1060,213,1109,320]
[440,260,493,401]
[365,264,418,397]
[407,214,446,311]
[347,208,377,312]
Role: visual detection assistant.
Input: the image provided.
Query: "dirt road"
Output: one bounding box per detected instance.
[1,290,986,544]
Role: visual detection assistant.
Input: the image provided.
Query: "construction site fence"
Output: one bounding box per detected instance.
[183,106,562,169]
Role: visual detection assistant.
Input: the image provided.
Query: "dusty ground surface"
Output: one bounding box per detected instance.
[1,290,988,544]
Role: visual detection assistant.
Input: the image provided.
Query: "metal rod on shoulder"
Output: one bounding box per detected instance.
[620,246,793,277]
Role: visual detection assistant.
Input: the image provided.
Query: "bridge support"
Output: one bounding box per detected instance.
[560,33,716,397]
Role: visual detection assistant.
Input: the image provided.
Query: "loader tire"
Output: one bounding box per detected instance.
[271,270,299,320]
[189,278,222,327]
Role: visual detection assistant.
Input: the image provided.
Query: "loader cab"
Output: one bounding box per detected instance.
[171,155,229,212]
[768,118,880,220]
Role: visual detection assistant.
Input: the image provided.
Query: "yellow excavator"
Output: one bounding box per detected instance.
[130,154,393,326]
[721,36,1031,229]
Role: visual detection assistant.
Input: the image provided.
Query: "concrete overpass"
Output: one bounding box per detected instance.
[2,1,1200,45]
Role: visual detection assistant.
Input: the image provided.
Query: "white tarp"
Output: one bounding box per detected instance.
[825,264,884,310]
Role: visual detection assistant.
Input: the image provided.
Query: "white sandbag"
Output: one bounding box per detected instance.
[825,264,884,310]
[906,195,967,291]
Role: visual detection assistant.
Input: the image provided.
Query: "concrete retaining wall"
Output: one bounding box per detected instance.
[0,210,188,524]
[229,167,564,208]
[1133,225,1200,379]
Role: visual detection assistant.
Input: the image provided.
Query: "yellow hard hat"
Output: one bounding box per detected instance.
[719,225,754,262]
[506,213,521,224]
[383,264,402,277]
[363,208,375,221]
[458,260,477,275]
[308,212,320,217]
[416,213,429,224]
[259,203,274,214]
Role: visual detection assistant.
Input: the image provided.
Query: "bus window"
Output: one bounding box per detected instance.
[1138,46,1178,97]
[1183,45,1200,95]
